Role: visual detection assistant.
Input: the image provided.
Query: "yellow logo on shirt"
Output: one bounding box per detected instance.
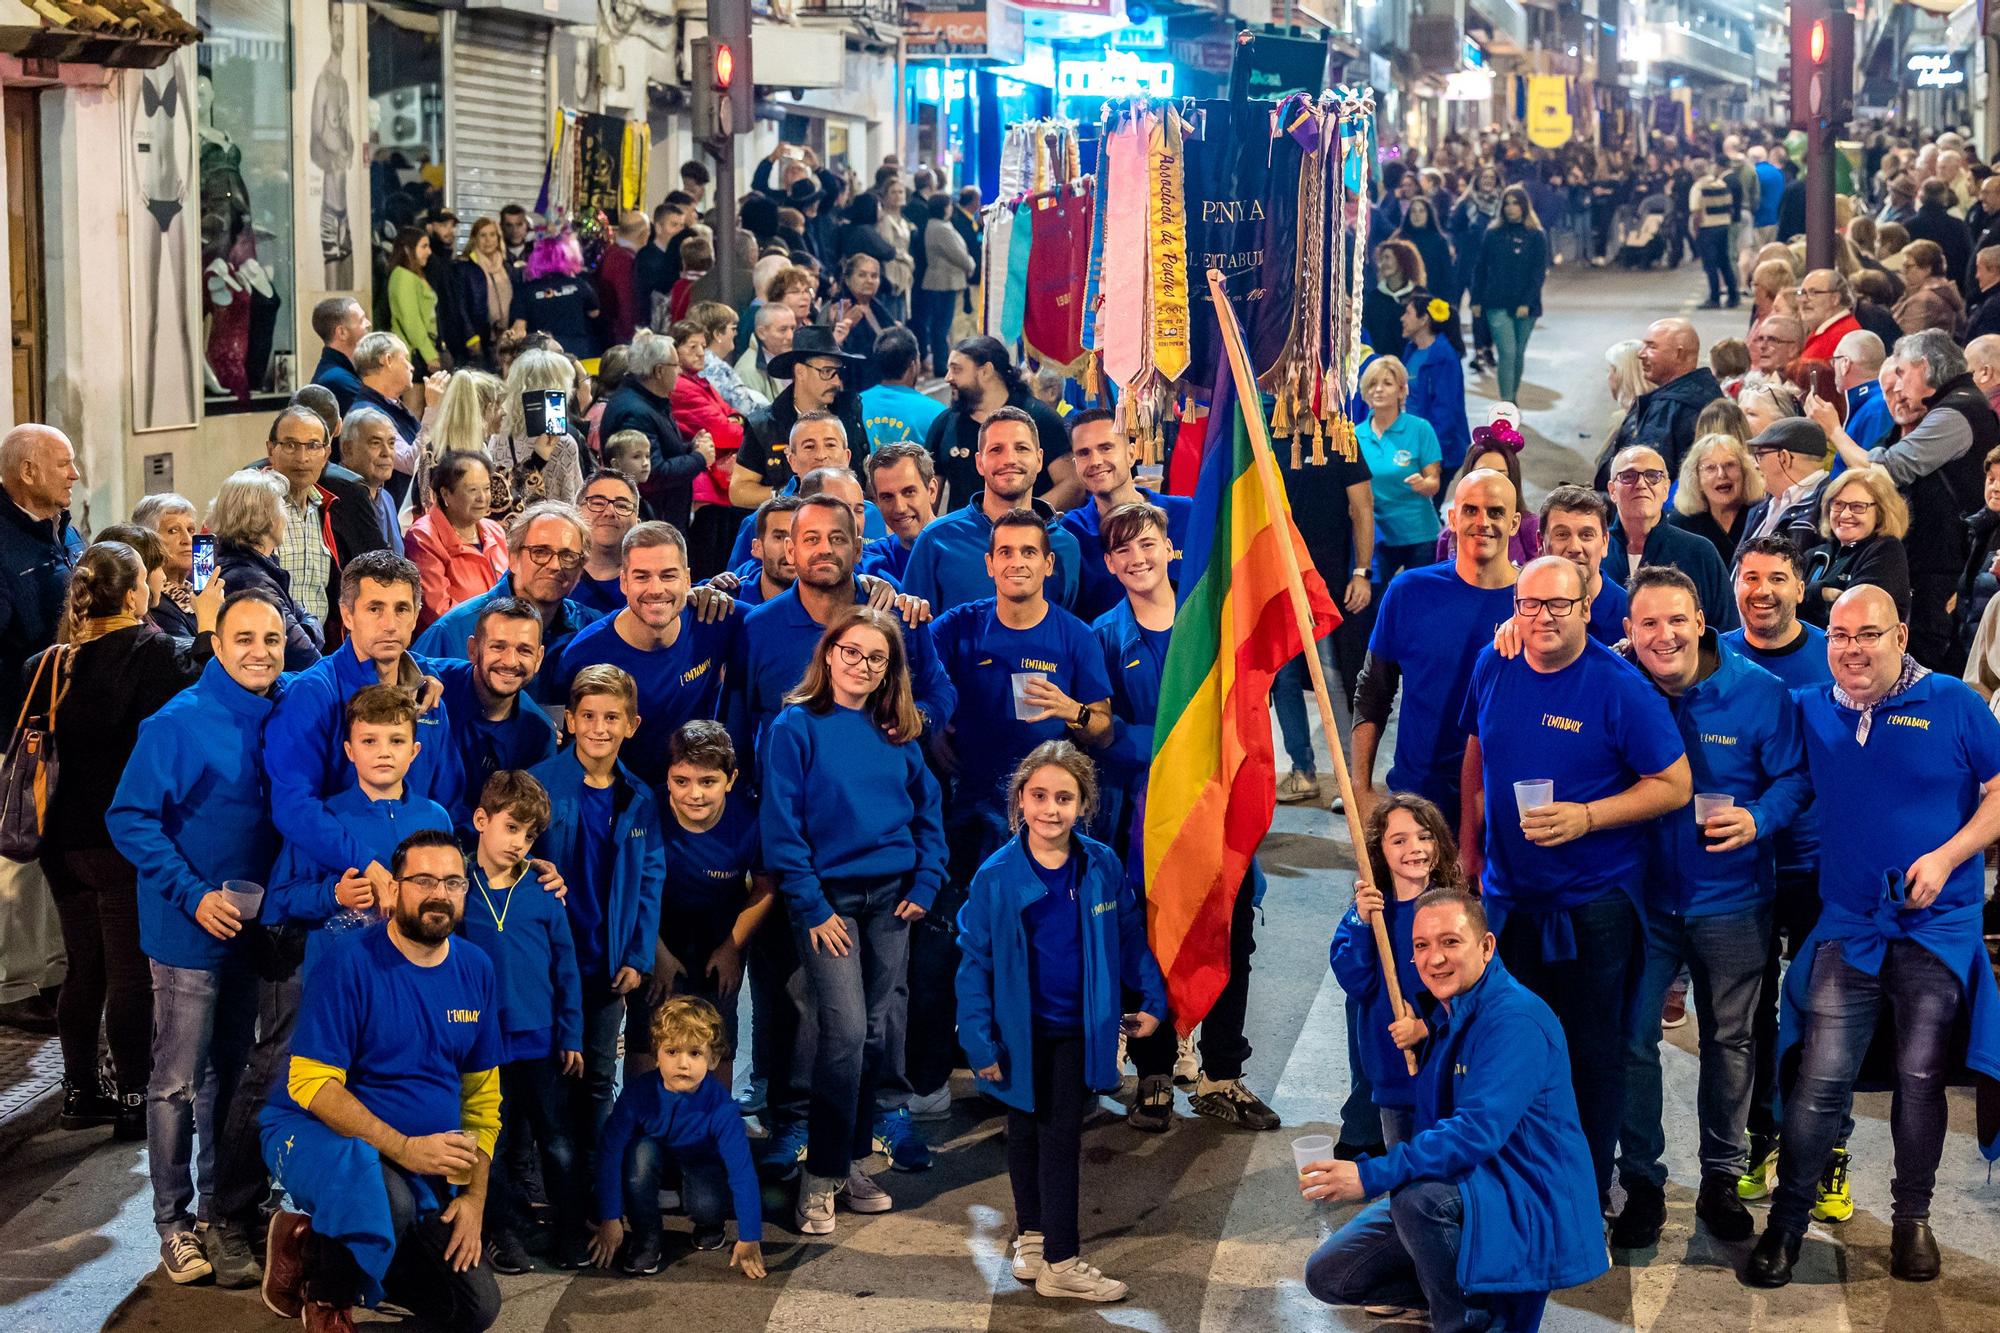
[978,658,993,667]
[1701,733,1738,746]
[1454,1063,1469,1076]
[1541,714,1583,734]
[1021,657,1060,672]
[446,1008,481,1024]
[1126,659,1142,670]
[1887,715,1932,731]
[1091,901,1115,916]
[681,659,711,686]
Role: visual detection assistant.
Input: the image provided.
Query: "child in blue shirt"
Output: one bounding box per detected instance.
[1329,795,1456,1147]
[655,720,774,1089]
[458,769,584,1275]
[955,741,1167,1304]
[588,996,766,1279]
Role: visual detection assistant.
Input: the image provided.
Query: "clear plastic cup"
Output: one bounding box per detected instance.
[1291,1133,1334,1177]
[219,880,264,923]
[1513,779,1554,819]
[448,1129,477,1186]
[1693,792,1735,824]
[1011,671,1050,722]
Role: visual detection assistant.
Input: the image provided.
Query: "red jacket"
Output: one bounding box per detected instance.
[1801,312,1860,363]
[670,370,744,506]
[597,243,640,344]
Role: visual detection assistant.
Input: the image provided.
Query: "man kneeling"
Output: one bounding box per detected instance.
[260,830,503,1332]
[1301,889,1606,1331]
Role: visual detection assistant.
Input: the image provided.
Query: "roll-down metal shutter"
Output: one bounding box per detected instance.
[447,11,551,224]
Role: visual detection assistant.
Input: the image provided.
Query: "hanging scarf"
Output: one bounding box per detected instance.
[1000,197,1035,347]
[1080,108,1112,357]
[1023,185,1094,373]
[1101,112,1152,389]
[1258,97,1329,461]
[1146,111,1191,384]
[981,204,1013,339]
[74,613,142,645]
[472,250,513,337]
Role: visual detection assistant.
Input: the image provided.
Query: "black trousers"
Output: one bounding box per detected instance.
[44,848,151,1094]
[1126,864,1256,1081]
[490,1056,582,1242]
[306,1162,500,1332]
[1006,1031,1087,1264]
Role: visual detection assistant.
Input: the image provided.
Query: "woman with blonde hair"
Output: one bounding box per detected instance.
[456,216,512,368]
[1739,379,1804,440]
[417,368,505,514]
[489,347,584,515]
[1801,464,1911,626]
[1604,339,1648,421]
[1670,432,1766,565]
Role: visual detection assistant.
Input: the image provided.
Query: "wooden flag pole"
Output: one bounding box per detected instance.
[1203,268,1419,1076]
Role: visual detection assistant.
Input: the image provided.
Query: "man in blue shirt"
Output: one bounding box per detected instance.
[1605,444,1737,631]
[724,413,888,568]
[720,494,801,608]
[1753,146,1785,240]
[414,502,600,676]
[860,442,940,583]
[1459,555,1692,1204]
[1747,584,2000,1288]
[857,327,945,453]
[1610,567,1809,1250]
[309,296,369,415]
[1835,330,1893,452]
[903,406,1082,613]
[1539,485,1628,646]
[1057,409,1194,622]
[433,598,559,820]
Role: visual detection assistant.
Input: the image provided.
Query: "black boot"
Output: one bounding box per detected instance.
[1696,1172,1754,1243]
[1891,1220,1941,1281]
[59,1079,118,1130]
[1610,1175,1666,1249]
[1743,1224,1801,1287]
[113,1089,146,1141]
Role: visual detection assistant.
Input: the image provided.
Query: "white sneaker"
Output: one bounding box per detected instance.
[1173,1032,1200,1087]
[1011,1230,1045,1281]
[908,1086,953,1121]
[160,1230,213,1284]
[796,1177,837,1235]
[842,1167,893,1214]
[1035,1254,1129,1302]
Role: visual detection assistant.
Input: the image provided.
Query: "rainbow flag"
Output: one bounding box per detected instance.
[1142,363,1341,1031]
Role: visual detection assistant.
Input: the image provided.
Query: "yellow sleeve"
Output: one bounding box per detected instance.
[287,1056,347,1110]
[459,1067,501,1158]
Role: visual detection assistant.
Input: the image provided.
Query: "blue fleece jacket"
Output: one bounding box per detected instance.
[1329,894,1429,1109]
[265,784,455,928]
[108,658,282,971]
[1057,489,1194,622]
[592,1073,763,1240]
[459,862,584,1063]
[902,494,1082,613]
[1641,636,1811,918]
[412,573,601,681]
[1090,600,1168,868]
[954,833,1168,1113]
[263,645,465,876]
[757,702,946,928]
[528,752,665,980]
[432,660,559,823]
[1356,957,1608,1297]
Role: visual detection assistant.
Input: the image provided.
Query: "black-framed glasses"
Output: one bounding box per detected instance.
[1826,628,1892,648]
[1828,499,1878,517]
[523,543,585,571]
[398,874,470,894]
[833,641,890,674]
[1515,596,1582,618]
[795,361,843,382]
[272,436,330,455]
[1612,468,1668,488]
[581,495,638,516]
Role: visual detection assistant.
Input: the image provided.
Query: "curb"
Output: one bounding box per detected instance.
[0,1079,61,1160]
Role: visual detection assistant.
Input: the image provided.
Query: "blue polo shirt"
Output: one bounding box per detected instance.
[931,598,1114,814]
[858,534,916,583]
[902,495,1082,613]
[432,660,559,821]
[1355,412,1443,548]
[1459,638,1686,918]
[1723,622,1830,876]
[1057,488,1194,622]
[1367,563,1519,808]
[411,574,601,670]
[726,491,887,569]
[1588,574,1629,647]
[546,606,744,787]
[1796,671,2000,918]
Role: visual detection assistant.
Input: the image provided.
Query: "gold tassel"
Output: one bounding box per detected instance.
[1310,411,1327,466]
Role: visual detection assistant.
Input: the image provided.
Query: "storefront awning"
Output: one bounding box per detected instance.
[0,0,198,69]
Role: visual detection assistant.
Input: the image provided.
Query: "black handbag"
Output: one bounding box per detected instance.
[0,646,71,863]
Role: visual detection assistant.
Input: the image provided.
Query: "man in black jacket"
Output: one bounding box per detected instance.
[1905,179,1973,294]
[309,296,370,415]
[422,207,467,367]
[1598,318,1722,486]
[1964,246,2000,342]
[598,328,713,535]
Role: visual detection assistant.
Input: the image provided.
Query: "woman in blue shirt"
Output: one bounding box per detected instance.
[759,605,945,1238]
[1397,291,1471,472]
[1354,357,1443,587]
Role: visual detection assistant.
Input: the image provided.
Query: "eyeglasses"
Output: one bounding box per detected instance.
[1827,499,1878,517]
[1826,628,1893,648]
[1794,285,1839,299]
[398,874,470,894]
[1514,596,1582,618]
[272,437,330,455]
[522,543,585,571]
[833,641,890,674]
[1697,461,1740,478]
[1612,468,1668,488]
[795,361,843,382]
[581,495,638,516]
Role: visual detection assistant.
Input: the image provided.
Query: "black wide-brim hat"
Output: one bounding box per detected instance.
[769,324,867,380]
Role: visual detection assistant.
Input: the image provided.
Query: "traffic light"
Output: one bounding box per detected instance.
[690,36,731,142]
[1790,7,1854,132]
[707,2,754,132]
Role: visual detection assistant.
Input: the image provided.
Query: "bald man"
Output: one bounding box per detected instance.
[1598,318,1719,487]
[1832,329,1893,451]
[1746,584,2000,1287]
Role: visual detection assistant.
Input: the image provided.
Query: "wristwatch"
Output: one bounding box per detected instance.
[1352,567,1370,578]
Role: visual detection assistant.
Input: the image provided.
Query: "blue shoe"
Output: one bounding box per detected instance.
[760,1121,809,1179]
[872,1107,934,1172]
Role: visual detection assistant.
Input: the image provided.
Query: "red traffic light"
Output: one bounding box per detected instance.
[1809,19,1826,63]
[714,41,733,89]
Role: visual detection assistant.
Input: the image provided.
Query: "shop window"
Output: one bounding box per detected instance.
[197,0,297,410]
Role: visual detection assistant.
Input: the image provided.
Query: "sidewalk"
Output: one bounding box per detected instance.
[0,1028,62,1156]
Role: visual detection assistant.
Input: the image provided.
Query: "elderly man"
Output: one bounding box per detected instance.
[1798,271,1861,361]
[414,501,599,669]
[1746,584,2000,1287]
[1906,178,1973,283]
[1831,330,1892,451]
[1748,314,1805,383]
[1963,175,2000,261]
[598,329,712,536]
[733,326,869,512]
[339,407,404,555]
[310,297,371,414]
[724,413,888,568]
[1458,555,1692,1203]
[259,406,391,640]
[1969,334,2000,415]
[1813,329,1997,666]
[1744,418,1834,549]
[736,301,796,406]
[1605,444,1737,630]
[351,331,423,504]
[1600,318,1720,485]
[1301,889,1607,1330]
[1964,246,2000,341]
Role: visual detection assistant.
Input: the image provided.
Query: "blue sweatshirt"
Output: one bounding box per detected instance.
[1639,637,1809,917]
[857,534,916,583]
[954,833,1168,1113]
[459,862,584,1063]
[1401,337,1472,472]
[411,573,602,677]
[107,658,282,971]
[1721,622,1829,876]
[433,660,558,823]
[266,784,455,928]
[1057,488,1193,622]
[757,703,946,927]
[528,752,665,981]
[592,1073,763,1240]
[902,495,1082,613]
[1356,958,1608,1298]
[1329,893,1429,1108]
[263,645,465,877]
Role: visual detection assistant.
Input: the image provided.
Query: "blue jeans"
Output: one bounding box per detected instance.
[1484,310,1535,405]
[575,987,648,1149]
[1769,937,1963,1235]
[1498,891,1640,1203]
[147,961,259,1234]
[795,875,913,1183]
[1274,637,1342,776]
[1381,1106,1416,1148]
[1306,1179,1545,1333]
[622,1139,733,1245]
[1338,1003,1382,1148]
[1617,904,1770,1188]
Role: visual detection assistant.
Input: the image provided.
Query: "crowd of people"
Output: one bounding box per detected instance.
[2,120,1999,1333]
